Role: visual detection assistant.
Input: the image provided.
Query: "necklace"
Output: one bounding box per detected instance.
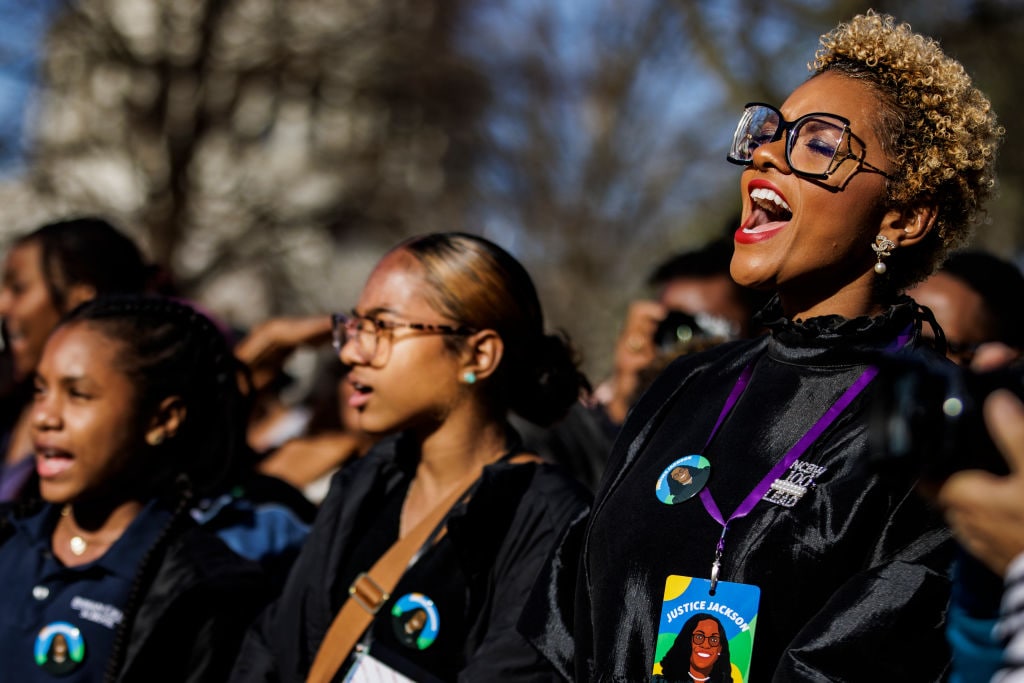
[61,505,88,556]
[688,674,710,682]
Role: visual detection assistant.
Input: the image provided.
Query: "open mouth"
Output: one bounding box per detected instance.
[736,182,792,244]
[36,446,74,478]
[347,379,373,409]
[744,187,792,232]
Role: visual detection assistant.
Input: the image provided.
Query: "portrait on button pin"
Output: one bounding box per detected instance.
[655,455,711,504]
[390,593,440,650]
[35,622,85,676]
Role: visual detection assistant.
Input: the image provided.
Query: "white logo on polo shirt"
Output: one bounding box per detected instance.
[70,596,123,629]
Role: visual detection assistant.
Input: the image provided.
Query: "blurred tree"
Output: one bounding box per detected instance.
[0,0,1020,378]
[5,0,487,325]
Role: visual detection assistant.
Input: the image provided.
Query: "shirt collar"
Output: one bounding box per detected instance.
[16,501,175,581]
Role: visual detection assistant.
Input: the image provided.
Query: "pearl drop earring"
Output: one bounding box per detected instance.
[871,235,896,274]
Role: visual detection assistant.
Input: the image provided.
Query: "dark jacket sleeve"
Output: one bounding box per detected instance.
[119,527,271,683]
[773,488,955,683]
[460,464,590,682]
[517,508,591,682]
[229,457,371,683]
[518,350,725,682]
[228,602,284,683]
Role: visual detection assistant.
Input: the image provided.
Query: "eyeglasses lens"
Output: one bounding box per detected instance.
[731,105,850,178]
[691,632,721,647]
[730,106,778,161]
[332,314,379,362]
[788,116,846,176]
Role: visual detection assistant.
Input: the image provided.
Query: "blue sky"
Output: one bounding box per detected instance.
[0,0,60,173]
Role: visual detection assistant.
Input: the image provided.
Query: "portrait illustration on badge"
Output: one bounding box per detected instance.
[35,622,85,676]
[651,575,759,683]
[390,593,440,651]
[656,455,712,504]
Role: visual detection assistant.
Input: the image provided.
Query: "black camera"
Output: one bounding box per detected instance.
[652,310,736,353]
[652,311,704,352]
[867,351,1022,482]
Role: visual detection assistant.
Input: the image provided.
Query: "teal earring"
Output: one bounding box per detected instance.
[463,371,477,385]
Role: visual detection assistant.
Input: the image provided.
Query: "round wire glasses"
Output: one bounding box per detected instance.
[691,632,722,648]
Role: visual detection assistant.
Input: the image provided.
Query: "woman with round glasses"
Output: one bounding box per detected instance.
[522,11,1002,682]
[656,613,732,683]
[231,232,591,682]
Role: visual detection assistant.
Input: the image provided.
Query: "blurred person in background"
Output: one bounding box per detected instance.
[940,379,1024,682]
[231,232,591,682]
[234,314,377,504]
[907,250,1024,366]
[0,296,268,682]
[593,233,767,434]
[0,217,155,502]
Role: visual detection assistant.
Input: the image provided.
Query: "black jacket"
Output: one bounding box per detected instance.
[0,504,268,683]
[231,431,591,682]
[116,525,269,682]
[521,298,955,682]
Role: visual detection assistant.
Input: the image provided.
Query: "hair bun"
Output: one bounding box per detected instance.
[507,331,590,427]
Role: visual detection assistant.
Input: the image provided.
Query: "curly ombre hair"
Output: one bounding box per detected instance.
[813,11,1003,289]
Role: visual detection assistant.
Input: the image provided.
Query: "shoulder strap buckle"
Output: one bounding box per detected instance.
[348,572,389,616]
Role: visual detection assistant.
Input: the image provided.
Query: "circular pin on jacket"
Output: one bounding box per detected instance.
[391,592,440,650]
[655,455,711,504]
[35,622,85,676]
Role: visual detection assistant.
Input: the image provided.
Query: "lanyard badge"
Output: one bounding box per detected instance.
[650,328,912,681]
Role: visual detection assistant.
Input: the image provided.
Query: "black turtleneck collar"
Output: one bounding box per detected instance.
[753,294,927,366]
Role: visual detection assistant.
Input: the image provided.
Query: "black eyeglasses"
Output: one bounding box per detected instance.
[331,311,476,366]
[727,102,891,185]
[691,632,722,647]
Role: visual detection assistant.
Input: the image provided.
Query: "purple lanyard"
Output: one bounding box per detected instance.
[698,327,913,591]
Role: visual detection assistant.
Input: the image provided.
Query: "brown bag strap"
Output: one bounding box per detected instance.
[305,453,543,683]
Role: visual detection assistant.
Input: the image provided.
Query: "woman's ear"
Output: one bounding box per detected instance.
[146,396,187,446]
[879,202,938,248]
[462,330,504,382]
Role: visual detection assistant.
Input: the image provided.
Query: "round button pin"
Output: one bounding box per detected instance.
[35,622,85,676]
[391,593,440,650]
[655,455,712,505]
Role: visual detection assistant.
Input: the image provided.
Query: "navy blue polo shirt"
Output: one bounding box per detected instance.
[0,501,171,681]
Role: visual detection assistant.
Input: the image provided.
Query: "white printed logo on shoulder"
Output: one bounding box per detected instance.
[70,596,123,629]
[763,460,826,508]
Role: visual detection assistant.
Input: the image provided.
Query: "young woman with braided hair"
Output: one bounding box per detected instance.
[0,295,268,682]
[0,217,158,503]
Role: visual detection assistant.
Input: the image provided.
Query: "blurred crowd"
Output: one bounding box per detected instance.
[2,10,1024,683]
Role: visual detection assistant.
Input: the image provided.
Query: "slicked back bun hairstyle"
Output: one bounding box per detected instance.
[396,233,590,426]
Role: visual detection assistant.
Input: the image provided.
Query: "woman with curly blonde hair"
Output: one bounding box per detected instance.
[521,11,1002,682]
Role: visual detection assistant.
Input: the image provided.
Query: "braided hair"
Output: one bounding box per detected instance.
[54,295,254,681]
[60,295,252,499]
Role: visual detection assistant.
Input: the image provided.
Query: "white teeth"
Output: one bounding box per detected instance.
[750,187,791,214]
